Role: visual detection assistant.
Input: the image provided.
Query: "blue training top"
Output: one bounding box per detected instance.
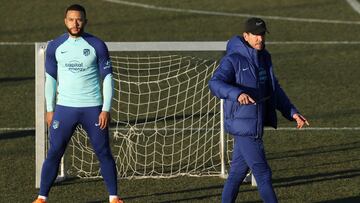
[45,32,113,112]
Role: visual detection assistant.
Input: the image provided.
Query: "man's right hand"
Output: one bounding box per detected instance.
[46,112,54,127]
[238,93,255,105]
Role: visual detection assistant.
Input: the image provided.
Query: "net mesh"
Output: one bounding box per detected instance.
[67,54,232,179]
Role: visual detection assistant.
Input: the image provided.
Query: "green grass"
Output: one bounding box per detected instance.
[1,0,360,202]
[1,130,359,202]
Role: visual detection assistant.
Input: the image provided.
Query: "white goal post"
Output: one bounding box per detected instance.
[35,41,255,188]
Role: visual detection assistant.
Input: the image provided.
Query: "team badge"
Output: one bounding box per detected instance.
[52,120,60,129]
[83,49,90,56]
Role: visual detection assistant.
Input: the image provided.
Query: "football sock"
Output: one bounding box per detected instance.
[109,195,118,202]
[38,195,47,201]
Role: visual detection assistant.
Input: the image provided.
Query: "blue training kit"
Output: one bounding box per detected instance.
[39,32,117,196]
[40,105,117,196]
[45,32,113,112]
[222,136,277,203]
[209,36,299,203]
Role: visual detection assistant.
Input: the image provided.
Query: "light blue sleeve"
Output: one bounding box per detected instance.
[102,73,114,112]
[45,73,57,112]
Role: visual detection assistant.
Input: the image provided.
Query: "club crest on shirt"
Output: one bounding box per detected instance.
[52,120,60,129]
[83,49,90,56]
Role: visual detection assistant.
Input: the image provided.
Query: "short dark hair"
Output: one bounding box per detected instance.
[65,4,86,18]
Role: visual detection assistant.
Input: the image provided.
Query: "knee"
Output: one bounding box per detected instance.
[227,165,248,183]
[46,146,65,161]
[93,145,113,161]
[252,163,272,185]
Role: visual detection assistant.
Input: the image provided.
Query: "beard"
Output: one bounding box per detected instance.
[67,27,84,37]
[255,41,265,50]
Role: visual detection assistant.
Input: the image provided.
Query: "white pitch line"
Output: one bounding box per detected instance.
[113,127,360,131]
[0,127,35,132]
[112,127,360,131]
[267,41,360,45]
[1,127,360,133]
[103,0,360,25]
[266,127,360,131]
[346,0,360,15]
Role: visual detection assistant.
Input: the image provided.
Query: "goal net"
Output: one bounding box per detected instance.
[35,42,239,187]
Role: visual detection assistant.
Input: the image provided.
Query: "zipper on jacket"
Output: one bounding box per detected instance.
[256,99,260,138]
[255,51,260,138]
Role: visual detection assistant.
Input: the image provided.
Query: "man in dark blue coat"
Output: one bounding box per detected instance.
[209,17,309,203]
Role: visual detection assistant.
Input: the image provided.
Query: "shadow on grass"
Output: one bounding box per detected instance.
[154,184,260,203]
[52,178,108,203]
[54,176,102,186]
[273,168,360,188]
[157,193,222,203]
[48,167,360,202]
[0,76,34,83]
[267,141,360,161]
[26,130,358,202]
[0,130,34,140]
[315,196,360,203]
[56,177,228,202]
[157,193,260,203]
[275,158,360,173]
[105,184,227,202]
[160,168,360,203]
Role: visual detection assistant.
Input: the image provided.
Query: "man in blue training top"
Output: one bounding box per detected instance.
[33,4,123,203]
[209,17,309,203]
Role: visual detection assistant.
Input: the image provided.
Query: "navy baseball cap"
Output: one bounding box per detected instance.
[244,17,269,35]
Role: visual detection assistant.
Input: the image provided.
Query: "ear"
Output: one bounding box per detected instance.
[243,32,248,41]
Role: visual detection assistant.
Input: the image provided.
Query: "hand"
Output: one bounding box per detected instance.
[238,93,255,105]
[46,112,54,127]
[98,111,110,130]
[293,113,309,129]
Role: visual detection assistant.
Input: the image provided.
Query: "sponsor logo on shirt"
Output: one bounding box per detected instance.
[103,59,111,70]
[83,49,90,56]
[65,60,86,73]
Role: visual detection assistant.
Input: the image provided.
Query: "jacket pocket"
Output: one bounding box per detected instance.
[225,118,257,136]
[232,103,257,119]
[224,100,236,119]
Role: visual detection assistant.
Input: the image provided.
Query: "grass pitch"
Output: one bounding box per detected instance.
[0,0,359,202]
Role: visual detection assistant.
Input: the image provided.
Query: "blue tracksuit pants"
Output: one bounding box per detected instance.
[39,105,117,196]
[222,135,278,203]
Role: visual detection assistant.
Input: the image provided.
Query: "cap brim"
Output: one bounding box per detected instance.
[250,29,269,35]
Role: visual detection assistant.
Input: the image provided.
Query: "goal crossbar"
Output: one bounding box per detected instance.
[106,41,226,52]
